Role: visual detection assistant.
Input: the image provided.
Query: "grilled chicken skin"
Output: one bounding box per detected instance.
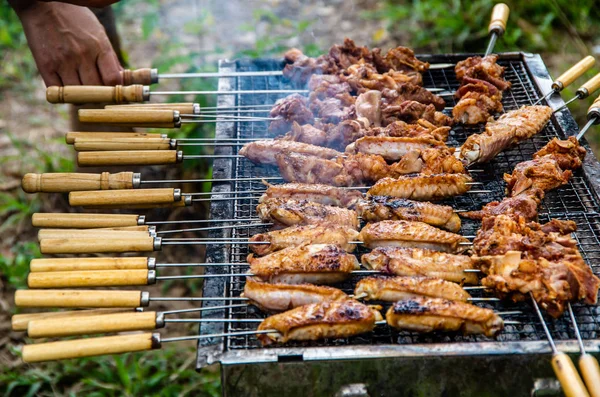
[257,299,383,345]
[361,247,478,284]
[256,198,359,230]
[368,174,473,201]
[247,243,360,284]
[249,224,360,256]
[345,136,445,161]
[259,182,363,208]
[239,140,341,165]
[386,297,504,337]
[242,278,348,312]
[356,196,460,232]
[359,220,469,253]
[355,276,472,302]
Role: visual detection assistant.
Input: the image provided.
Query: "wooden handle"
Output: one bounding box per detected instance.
[39,237,156,254]
[488,3,509,35]
[28,269,151,288]
[66,131,165,144]
[38,229,150,240]
[121,68,158,85]
[30,257,149,272]
[78,150,180,166]
[32,213,140,228]
[15,289,144,308]
[78,109,178,128]
[12,308,132,331]
[22,172,134,193]
[106,103,198,114]
[28,311,158,338]
[552,352,591,397]
[554,56,596,90]
[580,354,600,397]
[69,188,177,207]
[74,137,172,151]
[579,72,600,98]
[22,332,159,363]
[46,85,148,104]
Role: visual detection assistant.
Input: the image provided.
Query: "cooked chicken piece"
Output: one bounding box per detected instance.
[355,276,472,302]
[380,83,446,111]
[249,224,359,256]
[355,90,382,127]
[455,55,511,91]
[386,297,504,337]
[362,247,478,284]
[268,94,315,135]
[346,136,445,161]
[259,182,363,208]
[374,120,450,142]
[382,100,453,127]
[533,136,586,171]
[257,299,382,345]
[368,174,473,201]
[256,198,359,230]
[283,122,330,147]
[242,278,348,312]
[358,220,470,253]
[461,188,543,221]
[373,45,429,74]
[497,105,552,141]
[247,243,359,284]
[239,140,341,165]
[452,90,503,125]
[356,196,460,232]
[504,156,571,197]
[414,147,466,175]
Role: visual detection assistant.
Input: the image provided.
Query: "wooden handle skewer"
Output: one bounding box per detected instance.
[22,172,135,193]
[39,236,157,254]
[37,228,153,240]
[554,56,596,91]
[30,257,151,272]
[120,68,158,85]
[11,308,135,331]
[28,269,153,288]
[484,3,509,56]
[46,85,149,104]
[69,188,180,207]
[74,137,173,151]
[32,213,141,228]
[78,150,181,166]
[78,109,180,128]
[15,289,147,308]
[105,102,199,114]
[65,131,167,144]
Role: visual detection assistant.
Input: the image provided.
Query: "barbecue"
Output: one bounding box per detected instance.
[11,4,600,394]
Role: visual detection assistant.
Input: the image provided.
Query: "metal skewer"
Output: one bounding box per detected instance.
[534,56,596,105]
[567,303,600,396]
[484,3,510,56]
[553,73,600,113]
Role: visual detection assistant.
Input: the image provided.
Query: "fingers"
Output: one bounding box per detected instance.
[78,61,103,86]
[40,69,62,87]
[97,49,123,86]
[57,67,82,86]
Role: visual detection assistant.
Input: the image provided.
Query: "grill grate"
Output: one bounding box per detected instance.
[203,54,600,353]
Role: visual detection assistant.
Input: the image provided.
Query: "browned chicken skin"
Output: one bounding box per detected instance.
[386,297,504,337]
[355,276,472,302]
[256,198,359,230]
[259,182,363,209]
[257,299,382,345]
[368,174,474,202]
[239,139,341,165]
[345,136,446,161]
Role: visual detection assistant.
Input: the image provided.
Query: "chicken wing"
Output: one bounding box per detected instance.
[386,297,504,337]
[367,174,473,201]
[355,276,471,302]
[257,299,382,345]
[259,182,363,208]
[345,136,445,161]
[256,198,359,230]
[361,247,478,284]
[239,139,341,165]
[359,220,469,253]
[356,196,460,232]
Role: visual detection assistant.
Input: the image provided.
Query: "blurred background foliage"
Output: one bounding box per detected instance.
[2,0,600,395]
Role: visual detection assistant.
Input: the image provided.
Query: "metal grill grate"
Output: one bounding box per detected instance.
[202,54,600,354]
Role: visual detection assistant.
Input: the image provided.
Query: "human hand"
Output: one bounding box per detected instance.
[14,1,123,86]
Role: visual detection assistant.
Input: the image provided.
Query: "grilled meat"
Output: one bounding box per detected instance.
[460,105,553,165]
[453,90,503,125]
[356,196,460,232]
[249,224,359,255]
[372,120,450,142]
[256,198,360,230]
[259,182,363,208]
[346,136,446,161]
[361,247,478,284]
[242,278,348,312]
[504,156,571,197]
[533,136,586,171]
[386,297,504,337]
[461,188,544,221]
[358,220,469,253]
[380,83,446,111]
[455,55,511,91]
[414,147,466,175]
[239,140,341,165]
[355,90,382,126]
[247,243,360,284]
[368,174,473,201]
[355,276,472,302]
[268,94,315,135]
[257,299,382,345]
[382,100,453,127]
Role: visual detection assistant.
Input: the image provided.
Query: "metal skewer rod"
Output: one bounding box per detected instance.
[553,72,600,113]
[484,3,510,57]
[533,56,596,105]
[576,96,600,141]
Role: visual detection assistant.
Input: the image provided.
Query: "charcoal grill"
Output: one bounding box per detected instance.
[197,53,600,396]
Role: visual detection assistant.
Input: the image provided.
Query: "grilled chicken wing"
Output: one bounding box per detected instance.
[345,136,445,161]
[259,182,363,208]
[257,299,382,345]
[247,243,359,284]
[355,276,472,302]
[386,297,504,337]
[242,278,348,312]
[249,224,359,256]
[358,220,469,253]
[368,174,473,201]
[239,140,341,165]
[256,198,359,230]
[356,196,460,232]
[361,247,478,284]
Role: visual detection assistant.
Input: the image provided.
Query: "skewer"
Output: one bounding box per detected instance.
[533,56,596,105]
[553,73,600,113]
[576,95,600,141]
[567,303,600,396]
[530,293,591,397]
[484,3,510,56]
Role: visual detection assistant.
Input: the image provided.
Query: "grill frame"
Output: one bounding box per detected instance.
[196,52,600,370]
